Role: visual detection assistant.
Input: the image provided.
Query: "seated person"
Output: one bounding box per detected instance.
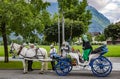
[69,49,83,64]
[61,42,70,57]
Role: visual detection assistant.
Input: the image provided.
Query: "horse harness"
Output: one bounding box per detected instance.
[35,48,45,58]
[17,46,23,55]
[13,44,45,58]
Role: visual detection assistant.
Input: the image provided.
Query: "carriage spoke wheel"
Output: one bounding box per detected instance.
[91,56,112,77]
[55,60,72,76]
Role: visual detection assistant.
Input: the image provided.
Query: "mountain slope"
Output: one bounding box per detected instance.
[87,6,110,33]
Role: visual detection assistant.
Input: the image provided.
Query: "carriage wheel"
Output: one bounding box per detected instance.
[55,60,72,76]
[91,56,112,77]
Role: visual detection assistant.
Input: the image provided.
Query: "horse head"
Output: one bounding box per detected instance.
[9,43,22,54]
[9,43,15,54]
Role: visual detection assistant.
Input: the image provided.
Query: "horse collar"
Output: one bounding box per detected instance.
[17,46,23,55]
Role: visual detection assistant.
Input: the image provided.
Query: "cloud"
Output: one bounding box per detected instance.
[88,0,111,10]
[43,0,57,2]
[88,0,120,23]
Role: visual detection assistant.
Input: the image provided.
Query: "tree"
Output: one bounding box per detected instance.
[104,23,120,44]
[58,0,92,40]
[44,18,85,43]
[0,0,19,62]
[44,0,92,44]
[95,34,106,41]
[12,0,51,43]
[0,0,50,62]
[61,0,92,32]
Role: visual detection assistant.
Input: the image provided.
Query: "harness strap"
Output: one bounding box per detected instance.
[17,46,23,55]
[38,48,45,58]
[34,48,39,58]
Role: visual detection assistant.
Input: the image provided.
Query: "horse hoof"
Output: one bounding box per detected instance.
[23,72,27,74]
[39,71,44,74]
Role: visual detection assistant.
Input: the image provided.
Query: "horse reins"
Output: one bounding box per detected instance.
[36,48,45,58]
[11,43,15,51]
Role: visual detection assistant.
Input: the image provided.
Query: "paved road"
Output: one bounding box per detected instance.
[1,57,120,71]
[0,57,120,79]
[0,70,119,79]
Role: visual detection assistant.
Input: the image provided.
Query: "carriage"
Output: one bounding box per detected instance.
[53,45,112,77]
[9,43,112,76]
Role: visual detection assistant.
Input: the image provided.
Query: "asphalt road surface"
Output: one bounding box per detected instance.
[0,70,119,79]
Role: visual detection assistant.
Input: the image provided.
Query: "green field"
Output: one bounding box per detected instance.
[0,45,120,57]
[0,61,52,69]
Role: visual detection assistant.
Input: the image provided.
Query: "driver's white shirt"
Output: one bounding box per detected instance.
[25,47,36,57]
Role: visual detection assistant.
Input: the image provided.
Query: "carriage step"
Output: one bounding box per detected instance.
[72,66,90,70]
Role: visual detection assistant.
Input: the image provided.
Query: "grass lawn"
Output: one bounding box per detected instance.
[0,45,120,57]
[0,45,120,69]
[0,61,52,69]
[0,46,4,56]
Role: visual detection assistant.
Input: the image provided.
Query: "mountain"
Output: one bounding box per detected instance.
[86,6,110,33]
[47,2,110,34]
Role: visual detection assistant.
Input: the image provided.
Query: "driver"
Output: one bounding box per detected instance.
[82,34,93,65]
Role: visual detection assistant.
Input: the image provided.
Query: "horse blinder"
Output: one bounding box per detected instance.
[9,50,13,54]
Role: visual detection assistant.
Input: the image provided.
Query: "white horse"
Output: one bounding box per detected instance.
[9,43,48,74]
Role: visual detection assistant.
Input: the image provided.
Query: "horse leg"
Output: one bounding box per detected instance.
[22,59,27,74]
[44,62,48,70]
[39,62,44,74]
[44,54,48,71]
[22,59,28,74]
[26,60,28,72]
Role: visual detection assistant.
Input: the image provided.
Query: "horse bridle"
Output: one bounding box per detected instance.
[10,43,23,55]
[10,43,15,54]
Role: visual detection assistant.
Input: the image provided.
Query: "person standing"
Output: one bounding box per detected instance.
[49,45,57,71]
[28,44,35,71]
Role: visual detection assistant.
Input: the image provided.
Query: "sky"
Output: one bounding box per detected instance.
[44,0,120,23]
[88,0,120,23]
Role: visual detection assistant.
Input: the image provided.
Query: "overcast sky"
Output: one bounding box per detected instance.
[88,0,120,23]
[44,0,120,23]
